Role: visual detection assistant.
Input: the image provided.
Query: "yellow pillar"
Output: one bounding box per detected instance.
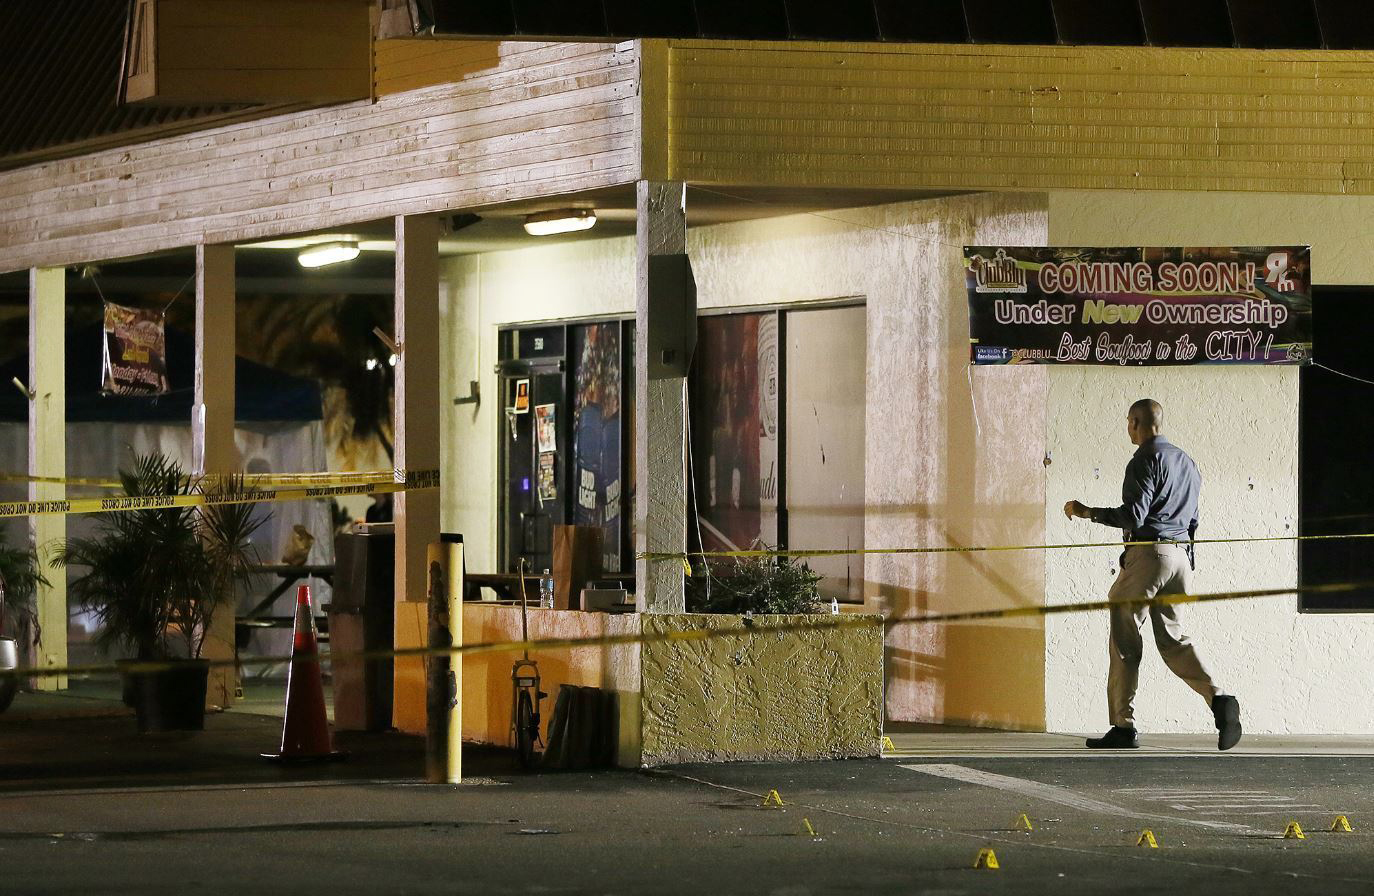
[28,267,66,690]
[195,243,238,708]
[392,214,441,733]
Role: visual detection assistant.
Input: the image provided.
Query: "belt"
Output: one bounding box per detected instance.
[1126,531,1185,544]
[1125,532,1196,571]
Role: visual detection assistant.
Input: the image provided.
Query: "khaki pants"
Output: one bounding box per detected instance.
[1108,543,1220,728]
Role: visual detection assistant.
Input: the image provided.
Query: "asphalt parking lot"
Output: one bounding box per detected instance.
[4,691,1374,895]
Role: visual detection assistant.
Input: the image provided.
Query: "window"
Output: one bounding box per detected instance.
[495,301,867,604]
[570,322,628,573]
[689,302,866,603]
[1299,287,1374,611]
[496,320,634,575]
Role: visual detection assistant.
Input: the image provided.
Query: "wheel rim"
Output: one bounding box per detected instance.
[516,690,536,767]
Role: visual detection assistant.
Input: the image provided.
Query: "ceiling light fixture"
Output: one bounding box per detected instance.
[523,209,596,236]
[298,241,361,268]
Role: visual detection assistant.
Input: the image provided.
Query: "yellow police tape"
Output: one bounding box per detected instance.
[0,473,123,488]
[206,471,405,488]
[641,531,1374,563]
[6,472,1371,562]
[4,579,1367,681]
[0,469,439,519]
[0,470,408,490]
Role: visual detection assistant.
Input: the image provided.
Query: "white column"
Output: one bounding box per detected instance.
[28,267,66,690]
[393,214,441,732]
[634,181,690,613]
[194,243,238,708]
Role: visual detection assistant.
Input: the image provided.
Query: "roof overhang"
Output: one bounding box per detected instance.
[122,0,373,105]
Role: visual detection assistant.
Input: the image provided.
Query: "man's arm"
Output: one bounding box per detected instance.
[1090,454,1156,531]
[1064,455,1156,530]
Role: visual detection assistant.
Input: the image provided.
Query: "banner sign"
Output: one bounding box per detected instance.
[101,302,170,394]
[965,246,1311,366]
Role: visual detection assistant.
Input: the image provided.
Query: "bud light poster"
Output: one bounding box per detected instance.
[965,246,1311,366]
[572,322,622,571]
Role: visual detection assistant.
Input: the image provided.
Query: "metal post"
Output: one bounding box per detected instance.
[425,537,463,784]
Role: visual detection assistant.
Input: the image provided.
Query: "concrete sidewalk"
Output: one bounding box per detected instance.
[884,722,1374,758]
[10,687,1374,791]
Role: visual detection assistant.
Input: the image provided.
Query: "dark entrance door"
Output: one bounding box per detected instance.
[500,364,566,575]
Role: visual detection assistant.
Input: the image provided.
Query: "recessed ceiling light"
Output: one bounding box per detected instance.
[298,241,361,268]
[523,209,596,236]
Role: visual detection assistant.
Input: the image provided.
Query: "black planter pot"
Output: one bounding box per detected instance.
[121,659,209,732]
[0,637,18,714]
[117,659,137,707]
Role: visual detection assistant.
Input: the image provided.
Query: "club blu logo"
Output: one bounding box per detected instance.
[968,248,1028,294]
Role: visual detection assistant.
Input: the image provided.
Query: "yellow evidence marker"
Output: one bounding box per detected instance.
[973,848,1000,870]
[1331,815,1354,833]
[1136,829,1159,848]
[1283,821,1306,840]
[1014,813,1034,832]
[881,735,896,753]
[801,818,819,838]
[761,789,786,808]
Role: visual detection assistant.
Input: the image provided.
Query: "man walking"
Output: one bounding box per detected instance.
[1064,398,1242,751]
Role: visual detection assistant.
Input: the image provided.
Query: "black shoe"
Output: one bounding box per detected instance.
[1213,695,1242,751]
[1086,726,1139,749]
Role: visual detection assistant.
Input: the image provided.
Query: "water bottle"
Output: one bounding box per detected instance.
[539,569,555,609]
[830,596,840,615]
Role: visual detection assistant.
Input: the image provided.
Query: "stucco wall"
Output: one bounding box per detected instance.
[639,614,883,765]
[844,197,1048,730]
[1046,190,1374,734]
[440,193,1050,729]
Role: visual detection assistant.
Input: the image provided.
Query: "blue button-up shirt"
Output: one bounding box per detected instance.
[1091,435,1200,543]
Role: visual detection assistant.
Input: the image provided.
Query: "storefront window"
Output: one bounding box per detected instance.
[1300,286,1374,611]
[689,303,866,602]
[689,312,779,554]
[498,321,633,575]
[497,304,865,602]
[784,305,866,604]
[571,322,625,572]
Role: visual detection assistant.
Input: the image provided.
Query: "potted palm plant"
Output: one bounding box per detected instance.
[0,534,51,713]
[54,452,267,731]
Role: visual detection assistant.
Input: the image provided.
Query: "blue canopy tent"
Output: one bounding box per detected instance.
[0,321,334,671]
[0,321,321,424]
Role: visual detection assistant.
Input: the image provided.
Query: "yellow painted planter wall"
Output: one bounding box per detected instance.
[458,605,643,767]
[397,605,883,766]
[640,614,884,765]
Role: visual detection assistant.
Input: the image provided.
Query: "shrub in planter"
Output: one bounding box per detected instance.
[684,550,823,615]
[53,452,267,731]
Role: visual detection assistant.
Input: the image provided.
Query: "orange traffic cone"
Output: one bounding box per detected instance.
[263,585,344,762]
